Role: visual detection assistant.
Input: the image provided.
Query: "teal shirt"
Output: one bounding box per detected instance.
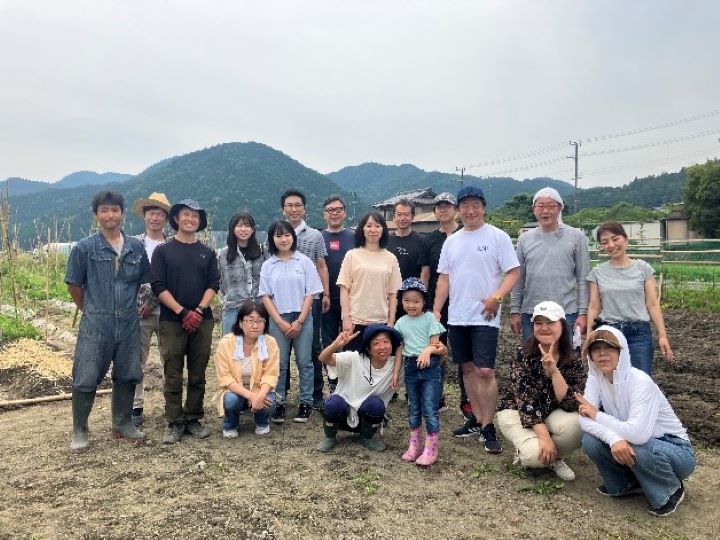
[394,312,446,357]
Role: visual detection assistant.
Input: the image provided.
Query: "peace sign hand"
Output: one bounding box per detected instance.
[574,392,598,420]
[538,341,558,377]
[334,330,360,351]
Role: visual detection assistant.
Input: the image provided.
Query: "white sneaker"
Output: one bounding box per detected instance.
[223,428,239,439]
[549,460,575,481]
[255,425,270,435]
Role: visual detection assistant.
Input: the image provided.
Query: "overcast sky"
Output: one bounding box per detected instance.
[1,0,719,188]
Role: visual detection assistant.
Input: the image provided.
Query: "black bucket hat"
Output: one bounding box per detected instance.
[169,198,208,232]
[361,323,403,356]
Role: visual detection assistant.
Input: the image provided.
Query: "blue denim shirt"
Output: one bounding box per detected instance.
[65,231,150,318]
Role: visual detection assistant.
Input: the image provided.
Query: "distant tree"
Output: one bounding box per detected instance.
[564,202,663,232]
[683,161,720,238]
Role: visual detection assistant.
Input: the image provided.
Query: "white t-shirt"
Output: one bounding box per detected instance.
[333,350,395,428]
[437,224,519,327]
[143,237,165,315]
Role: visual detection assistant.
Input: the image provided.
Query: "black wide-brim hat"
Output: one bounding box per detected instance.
[361,323,403,356]
[169,198,208,232]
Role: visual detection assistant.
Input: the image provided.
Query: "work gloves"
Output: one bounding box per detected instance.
[179,307,203,332]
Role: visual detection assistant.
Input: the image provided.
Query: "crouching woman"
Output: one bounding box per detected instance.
[578,326,696,517]
[212,300,279,437]
[315,324,403,452]
[497,301,587,481]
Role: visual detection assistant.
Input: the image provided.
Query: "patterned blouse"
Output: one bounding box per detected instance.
[500,346,587,429]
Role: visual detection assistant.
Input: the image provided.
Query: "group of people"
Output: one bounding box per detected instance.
[64,184,695,517]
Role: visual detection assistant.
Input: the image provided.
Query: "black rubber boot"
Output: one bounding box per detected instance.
[316,422,338,452]
[359,418,385,452]
[111,383,145,443]
[70,389,96,453]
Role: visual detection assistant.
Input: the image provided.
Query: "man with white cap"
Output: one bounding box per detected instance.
[131,192,171,427]
[510,187,590,340]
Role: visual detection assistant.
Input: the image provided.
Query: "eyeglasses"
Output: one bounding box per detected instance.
[283,203,304,209]
[394,212,412,218]
[534,204,559,210]
[324,207,345,215]
[242,318,266,326]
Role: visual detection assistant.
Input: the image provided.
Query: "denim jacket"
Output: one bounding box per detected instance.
[217,245,268,309]
[65,231,150,318]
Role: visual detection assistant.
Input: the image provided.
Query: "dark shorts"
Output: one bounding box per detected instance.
[448,325,498,369]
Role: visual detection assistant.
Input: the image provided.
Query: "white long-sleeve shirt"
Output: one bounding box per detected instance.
[579,326,688,448]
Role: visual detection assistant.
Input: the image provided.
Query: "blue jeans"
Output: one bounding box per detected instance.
[404,355,441,434]
[223,391,276,429]
[582,432,696,509]
[269,312,314,406]
[607,321,654,375]
[521,312,578,342]
[311,298,324,401]
[221,307,240,336]
[324,394,386,431]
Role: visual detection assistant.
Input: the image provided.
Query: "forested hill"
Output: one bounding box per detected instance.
[1,171,130,197]
[578,170,686,209]
[328,163,573,209]
[0,177,51,197]
[8,142,355,248]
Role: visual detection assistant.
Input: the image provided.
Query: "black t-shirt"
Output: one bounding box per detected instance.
[424,227,460,309]
[150,238,221,321]
[387,231,428,281]
[322,228,355,302]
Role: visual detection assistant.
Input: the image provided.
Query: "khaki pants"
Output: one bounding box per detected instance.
[497,408,582,468]
[133,314,160,409]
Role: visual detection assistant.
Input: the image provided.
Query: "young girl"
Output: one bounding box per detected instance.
[259,220,323,424]
[587,221,673,375]
[217,212,268,335]
[392,278,447,466]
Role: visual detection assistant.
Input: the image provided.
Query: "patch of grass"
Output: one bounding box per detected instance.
[469,463,498,478]
[663,287,720,313]
[504,461,528,479]
[351,470,380,496]
[518,479,565,496]
[0,314,40,341]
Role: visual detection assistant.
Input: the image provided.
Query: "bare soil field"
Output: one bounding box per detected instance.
[1,307,719,539]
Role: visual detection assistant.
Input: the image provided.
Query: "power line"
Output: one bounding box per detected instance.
[458,107,720,171]
[582,145,720,176]
[581,128,720,157]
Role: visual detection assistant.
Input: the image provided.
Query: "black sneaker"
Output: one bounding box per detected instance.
[597,480,644,497]
[294,403,313,423]
[453,418,483,438]
[163,423,184,445]
[312,398,325,411]
[648,484,685,517]
[184,419,211,439]
[482,423,502,453]
[271,404,286,424]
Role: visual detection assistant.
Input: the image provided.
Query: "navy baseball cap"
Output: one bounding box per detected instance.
[456,186,486,205]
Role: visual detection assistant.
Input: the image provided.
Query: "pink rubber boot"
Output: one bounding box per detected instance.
[401,428,424,462]
[415,432,439,466]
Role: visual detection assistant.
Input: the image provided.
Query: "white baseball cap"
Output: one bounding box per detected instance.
[531,301,566,322]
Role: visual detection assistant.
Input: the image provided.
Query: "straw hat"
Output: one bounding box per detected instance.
[132,192,171,218]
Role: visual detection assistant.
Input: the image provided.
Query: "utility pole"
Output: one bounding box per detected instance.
[568,141,581,214]
[455,167,465,185]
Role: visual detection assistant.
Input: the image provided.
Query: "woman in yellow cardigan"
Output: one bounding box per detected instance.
[213,300,280,437]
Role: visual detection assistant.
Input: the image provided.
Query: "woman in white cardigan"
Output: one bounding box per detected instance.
[576,326,695,517]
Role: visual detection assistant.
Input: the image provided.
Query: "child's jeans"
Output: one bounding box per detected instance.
[404,355,441,434]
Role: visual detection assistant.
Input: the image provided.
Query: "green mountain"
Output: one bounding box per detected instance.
[328,163,574,209]
[54,171,132,189]
[8,142,355,248]
[578,170,686,209]
[0,177,51,197]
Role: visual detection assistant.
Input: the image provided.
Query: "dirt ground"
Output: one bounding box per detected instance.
[1,307,719,539]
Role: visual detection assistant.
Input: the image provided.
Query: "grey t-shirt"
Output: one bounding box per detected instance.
[587,259,654,323]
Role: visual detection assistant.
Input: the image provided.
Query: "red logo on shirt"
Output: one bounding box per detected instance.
[329,240,340,251]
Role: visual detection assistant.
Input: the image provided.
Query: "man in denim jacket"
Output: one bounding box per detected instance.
[65,191,150,453]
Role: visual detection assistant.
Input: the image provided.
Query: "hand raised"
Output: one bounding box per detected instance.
[574,392,598,420]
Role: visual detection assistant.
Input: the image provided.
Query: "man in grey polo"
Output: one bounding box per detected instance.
[281,189,331,411]
[510,187,590,339]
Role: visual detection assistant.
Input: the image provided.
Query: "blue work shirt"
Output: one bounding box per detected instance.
[65,231,150,318]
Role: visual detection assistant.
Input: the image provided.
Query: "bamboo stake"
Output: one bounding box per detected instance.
[0,388,112,408]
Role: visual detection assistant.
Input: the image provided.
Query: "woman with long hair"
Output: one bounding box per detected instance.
[337,211,402,352]
[217,212,268,335]
[259,220,323,424]
[497,301,587,480]
[587,221,673,375]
